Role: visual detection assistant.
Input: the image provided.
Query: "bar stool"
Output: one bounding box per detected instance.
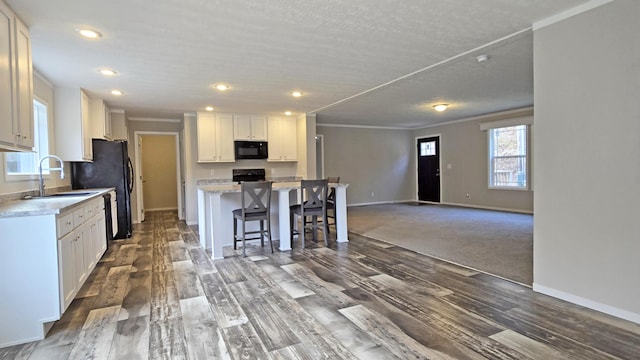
[290,179,328,249]
[232,181,273,257]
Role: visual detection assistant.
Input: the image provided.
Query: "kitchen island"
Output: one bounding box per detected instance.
[197,181,349,259]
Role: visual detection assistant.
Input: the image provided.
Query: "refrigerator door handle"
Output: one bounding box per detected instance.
[127,157,134,193]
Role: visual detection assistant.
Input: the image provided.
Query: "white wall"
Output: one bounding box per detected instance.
[533,0,640,322]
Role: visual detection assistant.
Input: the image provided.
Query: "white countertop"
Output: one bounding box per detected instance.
[0,188,114,218]
[198,181,348,194]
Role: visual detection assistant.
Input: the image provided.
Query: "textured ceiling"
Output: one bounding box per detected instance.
[6,0,592,128]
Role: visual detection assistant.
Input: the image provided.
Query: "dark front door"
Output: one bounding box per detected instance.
[417,136,440,202]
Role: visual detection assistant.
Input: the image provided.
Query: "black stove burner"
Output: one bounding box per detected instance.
[232,168,266,183]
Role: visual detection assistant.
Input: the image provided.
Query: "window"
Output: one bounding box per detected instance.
[488,125,527,189]
[420,141,436,156]
[5,99,49,179]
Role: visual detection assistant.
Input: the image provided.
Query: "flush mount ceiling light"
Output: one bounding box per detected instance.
[214,84,230,91]
[111,90,123,96]
[476,54,490,63]
[75,27,102,39]
[205,106,214,111]
[291,91,303,98]
[284,111,292,116]
[433,104,448,112]
[99,69,117,76]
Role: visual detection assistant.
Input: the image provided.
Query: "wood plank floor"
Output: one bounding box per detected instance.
[2,210,640,359]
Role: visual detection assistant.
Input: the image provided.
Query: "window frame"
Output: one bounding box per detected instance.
[480,116,532,191]
[4,97,50,182]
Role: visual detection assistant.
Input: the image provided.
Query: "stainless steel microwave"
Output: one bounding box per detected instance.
[234,141,268,159]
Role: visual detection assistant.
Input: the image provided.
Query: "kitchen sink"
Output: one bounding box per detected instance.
[47,191,98,197]
[24,191,99,199]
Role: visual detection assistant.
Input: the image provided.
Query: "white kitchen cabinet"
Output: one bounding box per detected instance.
[104,104,112,139]
[110,110,128,141]
[0,192,109,347]
[267,116,297,162]
[234,114,267,141]
[55,88,92,161]
[0,2,33,152]
[110,190,117,237]
[90,96,112,140]
[197,112,235,162]
[13,17,33,149]
[57,197,105,312]
[58,228,79,312]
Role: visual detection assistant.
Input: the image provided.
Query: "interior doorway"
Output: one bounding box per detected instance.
[134,131,183,222]
[315,134,324,178]
[417,135,441,202]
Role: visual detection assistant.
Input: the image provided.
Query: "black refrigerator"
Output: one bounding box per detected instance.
[71,139,133,239]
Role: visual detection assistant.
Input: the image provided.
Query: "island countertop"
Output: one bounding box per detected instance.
[198,181,348,193]
[197,181,349,259]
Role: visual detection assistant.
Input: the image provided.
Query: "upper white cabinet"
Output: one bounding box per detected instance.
[0,2,33,151]
[89,96,112,140]
[267,116,297,162]
[197,112,235,162]
[234,115,267,141]
[110,110,128,140]
[55,88,92,161]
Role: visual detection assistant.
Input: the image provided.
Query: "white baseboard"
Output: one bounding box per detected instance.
[533,283,640,324]
[348,199,415,207]
[186,220,197,226]
[348,200,533,214]
[145,207,178,211]
[443,202,533,214]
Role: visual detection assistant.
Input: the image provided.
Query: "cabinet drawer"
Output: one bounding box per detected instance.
[73,207,86,225]
[56,212,74,238]
[87,199,103,218]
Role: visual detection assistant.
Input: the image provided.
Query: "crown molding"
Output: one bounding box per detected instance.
[533,0,613,31]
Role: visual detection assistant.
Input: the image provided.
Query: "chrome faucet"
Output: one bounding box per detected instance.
[39,155,65,197]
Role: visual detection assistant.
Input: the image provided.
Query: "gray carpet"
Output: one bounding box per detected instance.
[347,203,533,285]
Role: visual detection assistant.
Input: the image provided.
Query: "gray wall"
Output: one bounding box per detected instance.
[413,109,534,212]
[317,108,534,213]
[533,0,640,321]
[316,125,415,205]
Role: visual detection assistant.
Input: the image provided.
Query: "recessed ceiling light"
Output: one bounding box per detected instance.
[75,27,102,39]
[205,106,214,111]
[284,111,292,116]
[111,90,123,96]
[476,54,490,63]
[215,84,230,91]
[99,69,117,76]
[433,104,448,112]
[291,91,303,98]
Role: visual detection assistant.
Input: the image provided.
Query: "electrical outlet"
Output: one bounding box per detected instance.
[370,192,375,198]
[210,169,215,176]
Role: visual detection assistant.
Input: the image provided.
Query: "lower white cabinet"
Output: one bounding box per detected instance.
[0,193,108,347]
[109,190,117,237]
[56,197,106,312]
